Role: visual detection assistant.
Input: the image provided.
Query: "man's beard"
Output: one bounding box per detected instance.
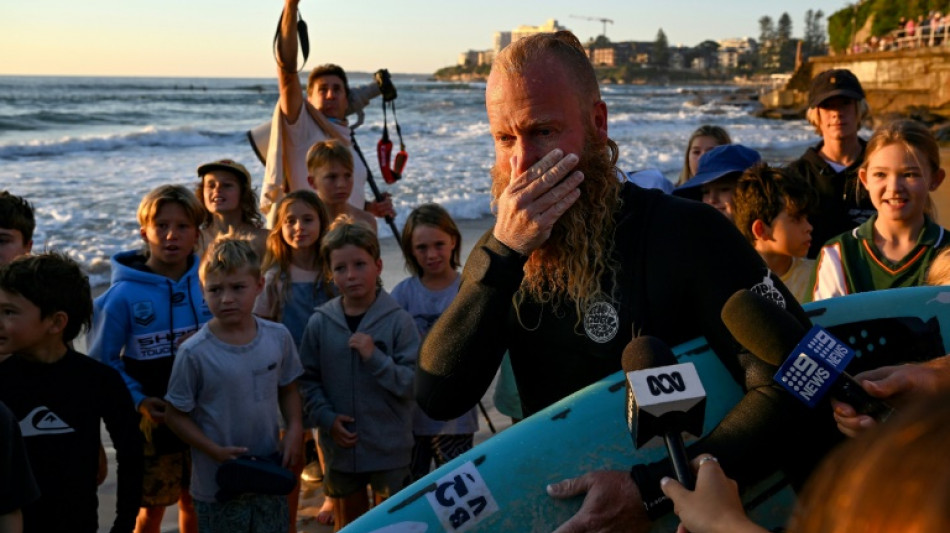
[490,133,620,313]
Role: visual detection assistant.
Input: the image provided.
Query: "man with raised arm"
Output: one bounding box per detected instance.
[416,31,825,532]
[261,0,395,227]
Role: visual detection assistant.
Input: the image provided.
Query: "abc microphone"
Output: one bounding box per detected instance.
[721,289,894,421]
[623,336,707,490]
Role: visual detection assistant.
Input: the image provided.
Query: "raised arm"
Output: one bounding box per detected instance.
[277,0,304,122]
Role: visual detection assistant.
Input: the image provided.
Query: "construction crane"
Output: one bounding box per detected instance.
[569,14,614,38]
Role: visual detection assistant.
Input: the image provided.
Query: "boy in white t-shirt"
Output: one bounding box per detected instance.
[165,235,303,533]
[733,163,819,303]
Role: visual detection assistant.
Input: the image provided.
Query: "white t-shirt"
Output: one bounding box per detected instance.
[165,318,303,502]
[282,105,368,210]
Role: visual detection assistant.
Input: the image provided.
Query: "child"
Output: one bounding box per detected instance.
[306,139,377,233]
[0,191,34,266]
[673,144,762,221]
[676,125,732,187]
[298,217,419,529]
[165,236,303,533]
[252,190,334,528]
[733,163,818,303]
[812,120,948,300]
[196,159,268,258]
[0,252,143,533]
[89,184,211,533]
[390,204,478,481]
[254,190,333,345]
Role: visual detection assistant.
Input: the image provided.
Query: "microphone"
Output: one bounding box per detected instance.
[623,336,707,490]
[721,289,893,421]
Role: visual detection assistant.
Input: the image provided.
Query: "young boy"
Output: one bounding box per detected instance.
[733,163,818,303]
[0,191,34,266]
[164,236,303,533]
[0,253,143,533]
[89,184,212,532]
[673,144,762,222]
[298,219,419,528]
[306,139,378,233]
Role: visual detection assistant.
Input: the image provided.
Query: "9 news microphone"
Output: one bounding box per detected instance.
[721,289,894,421]
[623,336,706,490]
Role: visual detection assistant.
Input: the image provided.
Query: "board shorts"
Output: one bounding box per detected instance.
[141,422,191,507]
[194,494,288,533]
[410,434,475,481]
[324,466,411,499]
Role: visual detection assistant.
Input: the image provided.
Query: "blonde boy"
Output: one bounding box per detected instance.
[733,164,818,303]
[165,236,303,533]
[89,184,211,532]
[306,139,378,233]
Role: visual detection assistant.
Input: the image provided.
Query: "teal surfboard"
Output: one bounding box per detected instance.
[345,286,950,532]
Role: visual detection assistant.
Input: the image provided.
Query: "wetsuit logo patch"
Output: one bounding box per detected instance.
[584,301,619,343]
[132,301,156,326]
[750,273,786,309]
[19,406,75,437]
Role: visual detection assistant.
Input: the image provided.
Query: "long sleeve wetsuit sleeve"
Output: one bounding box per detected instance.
[416,230,525,420]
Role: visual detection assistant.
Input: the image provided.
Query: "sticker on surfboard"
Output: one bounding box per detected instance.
[425,461,499,532]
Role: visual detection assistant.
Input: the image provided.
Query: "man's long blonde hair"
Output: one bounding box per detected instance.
[490,31,622,326]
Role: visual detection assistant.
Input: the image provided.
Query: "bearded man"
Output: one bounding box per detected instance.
[417,32,825,532]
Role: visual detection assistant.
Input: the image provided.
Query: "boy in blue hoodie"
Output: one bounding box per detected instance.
[89,184,211,533]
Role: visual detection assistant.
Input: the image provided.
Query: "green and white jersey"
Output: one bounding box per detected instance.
[811,215,949,301]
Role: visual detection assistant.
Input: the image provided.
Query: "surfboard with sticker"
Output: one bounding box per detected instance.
[344,286,950,533]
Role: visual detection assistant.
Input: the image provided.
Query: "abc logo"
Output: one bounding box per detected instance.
[647,372,686,395]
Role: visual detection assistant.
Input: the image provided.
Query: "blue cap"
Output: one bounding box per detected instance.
[674,144,761,196]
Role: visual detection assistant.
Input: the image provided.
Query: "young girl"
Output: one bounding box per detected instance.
[196,159,268,259]
[390,204,479,481]
[677,125,732,187]
[251,190,334,529]
[812,120,948,300]
[298,217,419,530]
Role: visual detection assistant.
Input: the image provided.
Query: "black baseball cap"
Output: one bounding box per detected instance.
[808,69,865,108]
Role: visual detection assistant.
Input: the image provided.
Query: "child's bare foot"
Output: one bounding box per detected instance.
[316,497,334,525]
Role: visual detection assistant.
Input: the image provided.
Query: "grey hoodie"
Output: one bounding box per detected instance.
[298,289,420,473]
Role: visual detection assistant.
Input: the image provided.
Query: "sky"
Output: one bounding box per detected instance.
[1,0,853,78]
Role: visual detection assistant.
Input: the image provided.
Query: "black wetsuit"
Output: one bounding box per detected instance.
[417,182,834,515]
[0,351,143,533]
[785,140,876,258]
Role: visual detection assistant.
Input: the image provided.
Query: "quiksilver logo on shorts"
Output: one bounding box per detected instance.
[584,301,619,343]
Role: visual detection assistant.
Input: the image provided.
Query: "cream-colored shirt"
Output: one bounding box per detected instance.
[781,256,816,304]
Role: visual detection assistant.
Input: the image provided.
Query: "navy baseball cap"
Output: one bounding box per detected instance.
[808,69,865,108]
[674,144,761,196]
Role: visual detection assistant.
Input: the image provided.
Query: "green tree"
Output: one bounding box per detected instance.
[653,28,670,67]
[804,9,827,59]
[758,15,777,71]
[777,12,796,70]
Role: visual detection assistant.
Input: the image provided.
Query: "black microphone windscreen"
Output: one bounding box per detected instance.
[721,289,810,367]
[622,336,678,373]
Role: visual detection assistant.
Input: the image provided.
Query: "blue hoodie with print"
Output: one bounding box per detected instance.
[89,250,212,411]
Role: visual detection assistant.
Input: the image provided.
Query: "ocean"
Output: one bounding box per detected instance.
[0,74,824,288]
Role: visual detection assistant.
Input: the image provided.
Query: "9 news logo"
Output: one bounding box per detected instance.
[779,354,831,402]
